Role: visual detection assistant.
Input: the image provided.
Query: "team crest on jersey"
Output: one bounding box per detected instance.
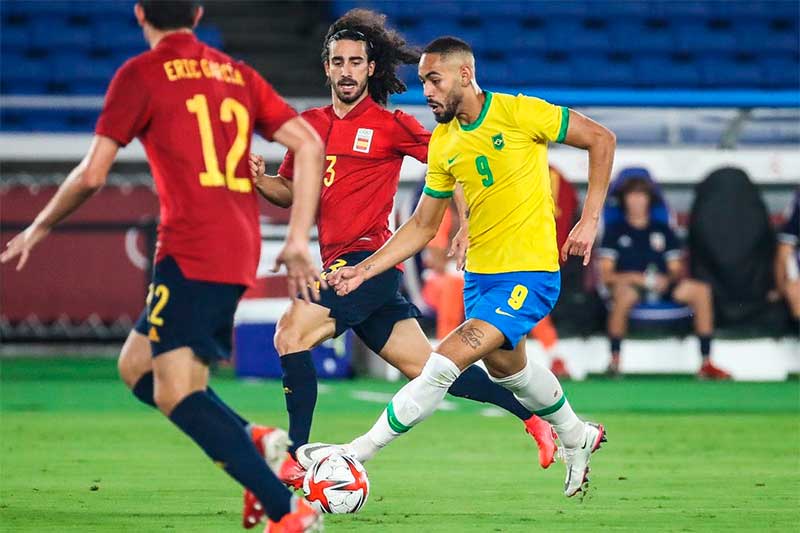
[353,128,374,153]
[650,232,666,252]
[492,132,505,150]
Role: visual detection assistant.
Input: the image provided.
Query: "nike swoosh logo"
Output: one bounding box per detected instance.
[300,444,329,462]
[495,307,514,317]
[447,154,460,165]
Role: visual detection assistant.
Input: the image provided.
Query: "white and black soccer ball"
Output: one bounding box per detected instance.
[302,453,369,514]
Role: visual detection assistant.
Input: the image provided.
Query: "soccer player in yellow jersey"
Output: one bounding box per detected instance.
[308,37,616,498]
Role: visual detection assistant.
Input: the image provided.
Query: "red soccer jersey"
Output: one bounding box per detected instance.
[278,96,429,268]
[96,33,296,286]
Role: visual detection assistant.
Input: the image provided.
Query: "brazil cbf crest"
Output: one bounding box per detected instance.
[353,128,374,154]
[492,132,505,150]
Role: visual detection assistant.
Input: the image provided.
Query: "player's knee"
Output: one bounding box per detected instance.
[274,324,306,355]
[118,347,146,389]
[612,284,639,308]
[153,384,187,416]
[398,360,424,380]
[419,352,461,388]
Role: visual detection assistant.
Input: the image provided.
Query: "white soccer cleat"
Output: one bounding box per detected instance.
[295,442,356,470]
[559,422,606,497]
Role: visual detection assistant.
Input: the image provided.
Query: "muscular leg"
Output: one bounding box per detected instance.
[607,282,640,369]
[273,299,336,456]
[118,329,249,427]
[153,348,293,522]
[483,341,584,448]
[379,318,533,420]
[785,279,800,319]
[347,318,505,461]
[673,279,714,358]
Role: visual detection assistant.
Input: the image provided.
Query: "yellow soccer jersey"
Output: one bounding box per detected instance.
[423,91,569,273]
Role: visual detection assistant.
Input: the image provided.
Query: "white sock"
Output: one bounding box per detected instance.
[349,353,461,462]
[490,360,584,448]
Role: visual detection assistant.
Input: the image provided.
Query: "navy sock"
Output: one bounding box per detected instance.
[280,351,317,457]
[131,372,249,430]
[699,336,712,358]
[448,365,533,421]
[610,337,622,354]
[132,372,157,408]
[206,386,250,429]
[169,391,291,522]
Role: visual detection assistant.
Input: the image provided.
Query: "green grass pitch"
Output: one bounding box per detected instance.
[1,357,798,532]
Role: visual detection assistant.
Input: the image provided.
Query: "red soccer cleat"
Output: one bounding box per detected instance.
[698,359,732,380]
[264,497,323,533]
[243,425,291,529]
[524,415,558,469]
[278,453,307,491]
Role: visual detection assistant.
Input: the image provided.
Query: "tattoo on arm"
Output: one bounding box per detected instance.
[456,323,485,350]
[363,264,374,271]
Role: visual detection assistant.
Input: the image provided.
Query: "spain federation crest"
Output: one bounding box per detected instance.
[492,132,505,150]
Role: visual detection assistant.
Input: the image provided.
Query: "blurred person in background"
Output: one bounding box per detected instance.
[597,177,730,380]
[0,2,325,531]
[774,189,800,320]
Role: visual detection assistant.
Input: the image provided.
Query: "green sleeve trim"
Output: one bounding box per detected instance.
[460,91,493,132]
[555,106,570,143]
[386,401,412,434]
[423,185,454,199]
[533,394,566,417]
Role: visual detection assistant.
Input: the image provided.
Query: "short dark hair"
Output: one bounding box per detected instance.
[423,36,473,56]
[139,1,200,31]
[618,177,655,211]
[322,9,419,106]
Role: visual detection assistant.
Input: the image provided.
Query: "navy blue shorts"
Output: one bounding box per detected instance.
[133,256,245,362]
[317,251,421,354]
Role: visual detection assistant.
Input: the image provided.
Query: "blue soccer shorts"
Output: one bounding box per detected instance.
[463,270,561,350]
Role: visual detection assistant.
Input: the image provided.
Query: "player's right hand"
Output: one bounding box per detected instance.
[249,153,266,179]
[273,237,326,302]
[0,224,50,271]
[326,266,365,296]
[448,225,469,271]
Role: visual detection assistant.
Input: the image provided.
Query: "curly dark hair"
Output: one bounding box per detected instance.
[322,9,420,106]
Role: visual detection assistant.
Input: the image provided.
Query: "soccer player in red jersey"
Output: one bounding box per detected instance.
[248,10,557,500]
[1,2,324,531]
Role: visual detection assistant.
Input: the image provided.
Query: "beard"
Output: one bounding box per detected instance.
[332,77,368,104]
[429,91,461,124]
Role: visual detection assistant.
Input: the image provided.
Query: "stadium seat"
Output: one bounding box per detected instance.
[700,56,762,88]
[1,25,30,52]
[609,20,676,53]
[762,55,800,89]
[633,55,701,88]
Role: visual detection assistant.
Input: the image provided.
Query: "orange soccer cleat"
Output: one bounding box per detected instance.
[523,415,558,469]
[698,359,732,380]
[278,453,307,490]
[243,425,291,529]
[264,498,323,533]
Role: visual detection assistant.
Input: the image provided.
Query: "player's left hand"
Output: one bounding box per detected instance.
[448,225,469,271]
[1,224,50,271]
[273,238,326,302]
[561,217,598,266]
[249,153,266,179]
[326,266,365,296]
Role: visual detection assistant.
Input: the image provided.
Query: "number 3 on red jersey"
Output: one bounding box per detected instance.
[185,93,252,193]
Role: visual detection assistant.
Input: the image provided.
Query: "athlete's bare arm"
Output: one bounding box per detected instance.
[249,153,293,208]
[560,110,616,266]
[271,116,325,301]
[1,135,119,270]
[327,193,450,296]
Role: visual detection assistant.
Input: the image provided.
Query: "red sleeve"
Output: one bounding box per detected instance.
[277,150,294,180]
[248,67,298,141]
[95,60,151,146]
[392,110,430,163]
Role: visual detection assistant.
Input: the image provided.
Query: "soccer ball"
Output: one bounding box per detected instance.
[302,453,369,514]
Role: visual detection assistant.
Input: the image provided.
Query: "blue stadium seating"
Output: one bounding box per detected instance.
[330,0,799,92]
